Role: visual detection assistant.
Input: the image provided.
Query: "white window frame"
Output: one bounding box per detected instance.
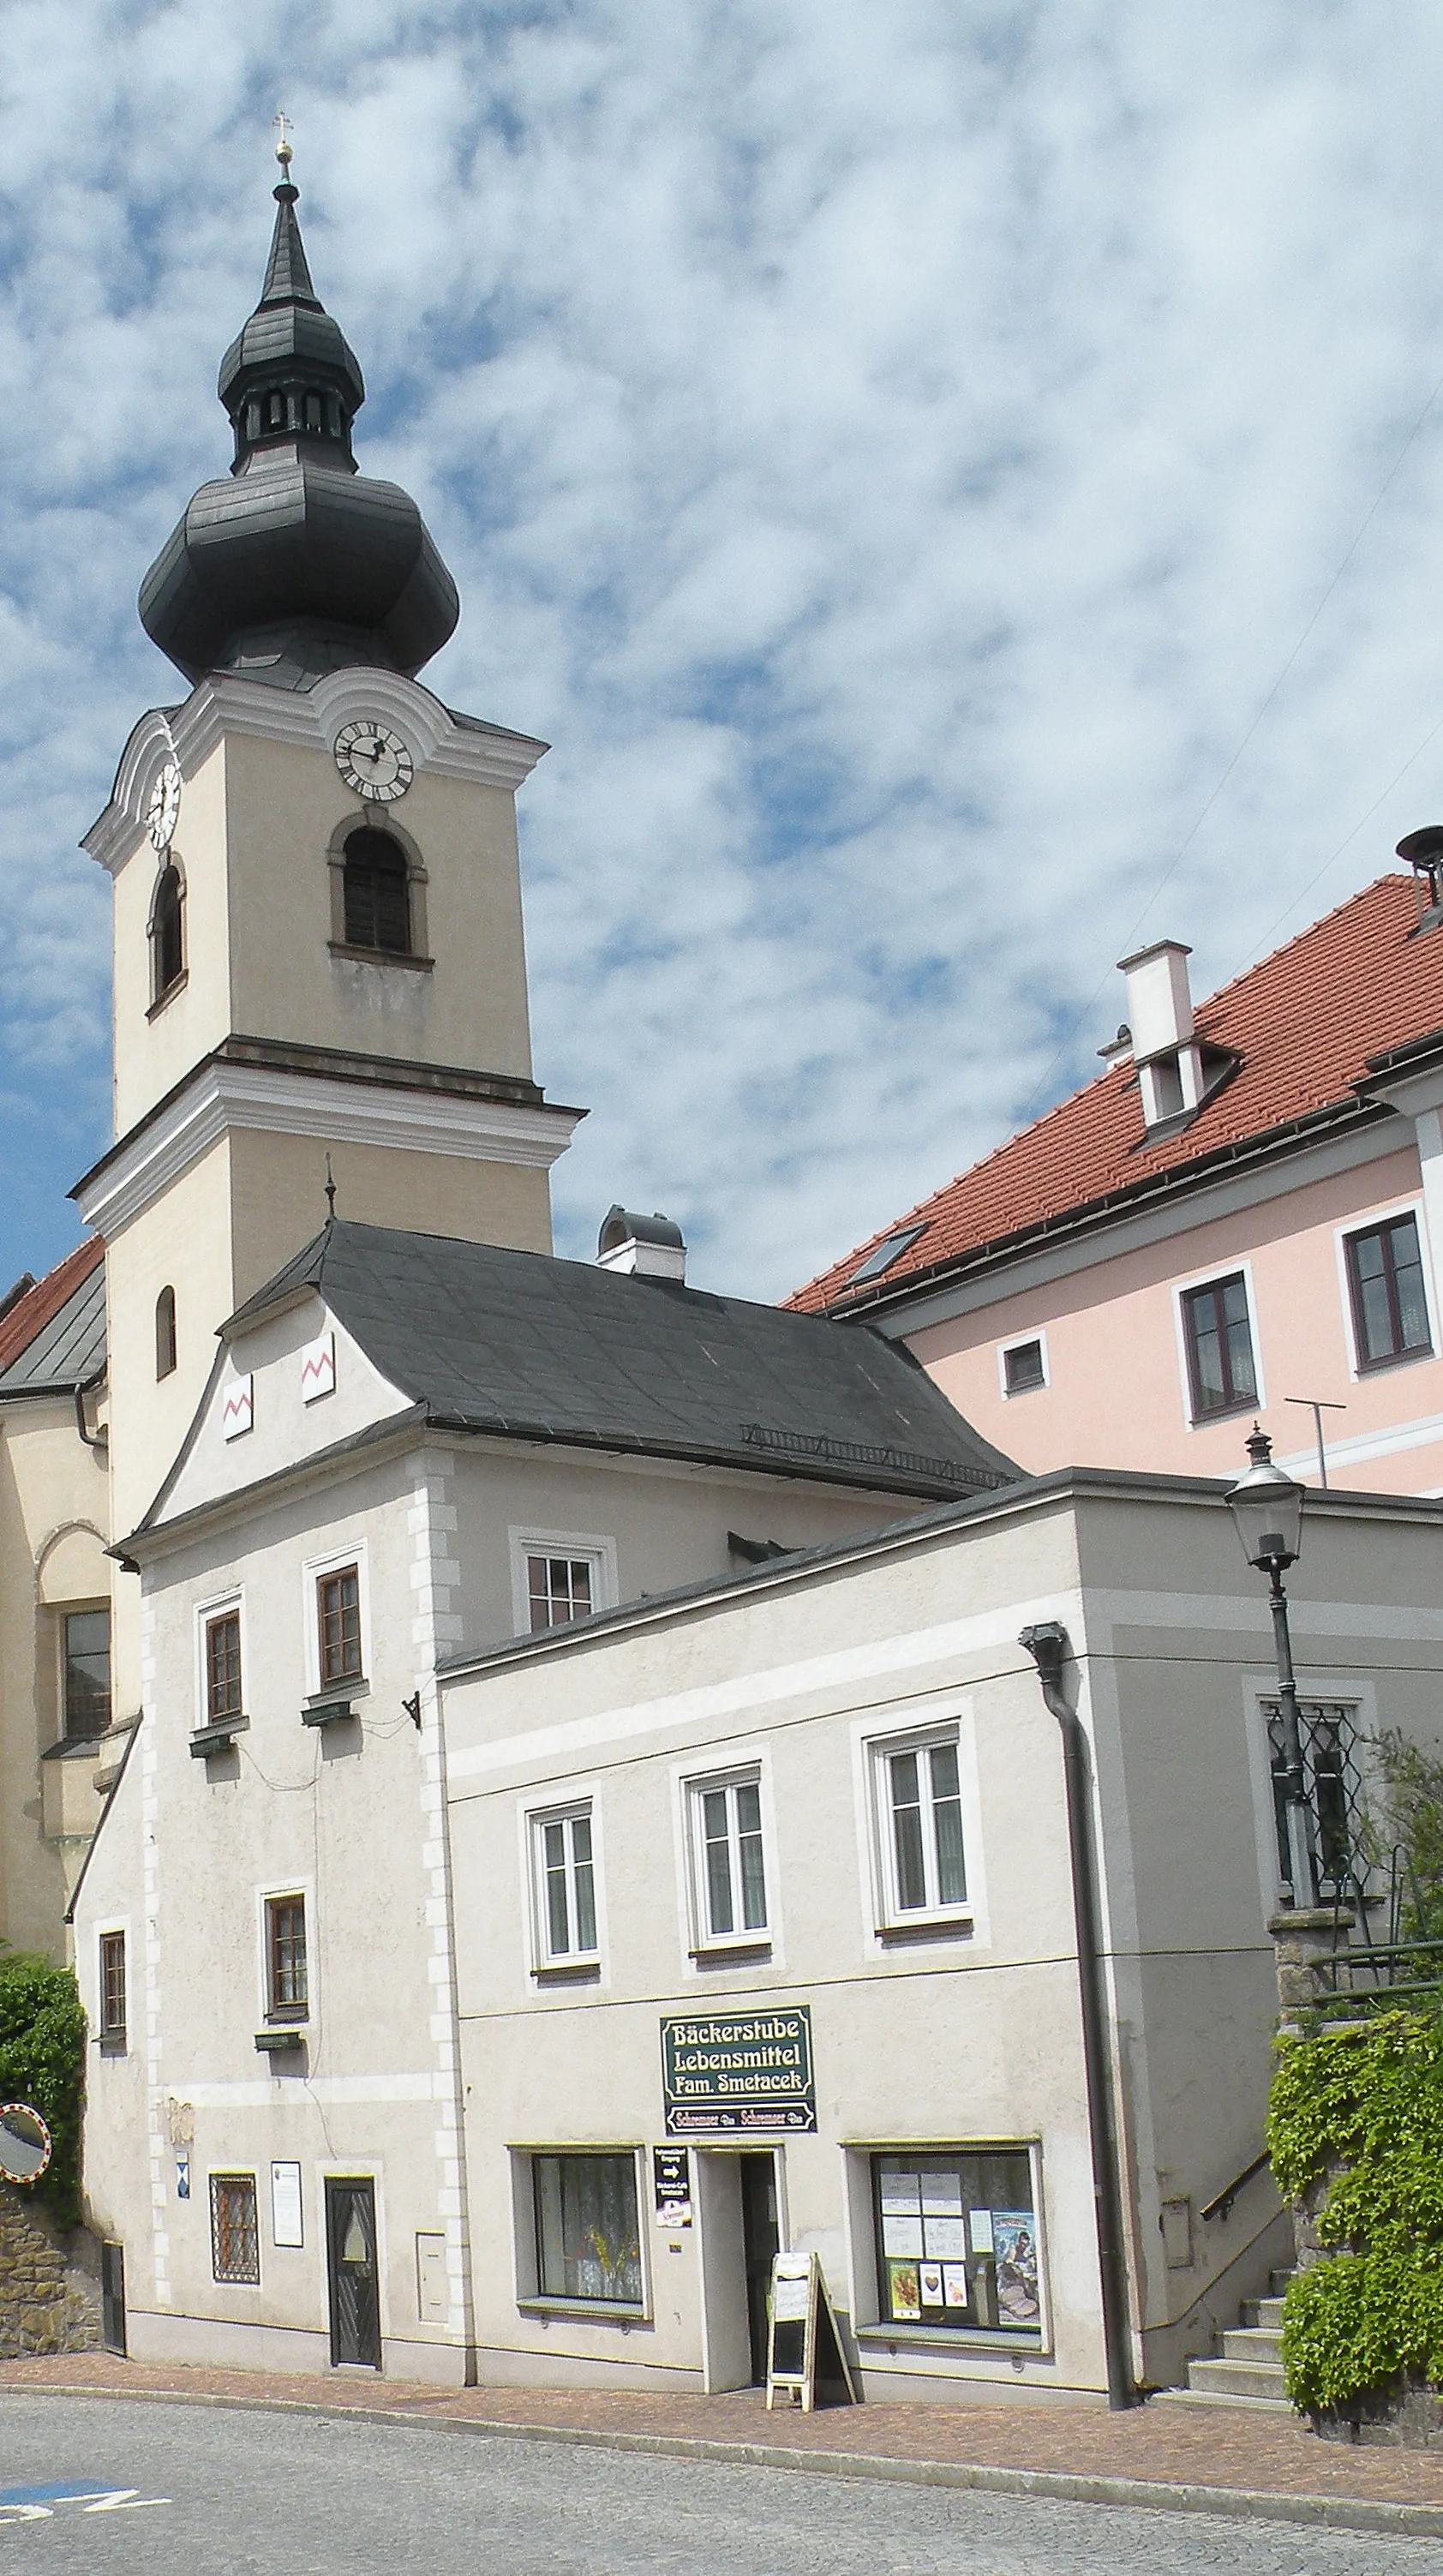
[301,1539,371,1698]
[866,1721,974,1933]
[508,1527,618,1638]
[525,1799,602,1971]
[193,1587,246,1733]
[1170,1256,1266,1429]
[680,1762,774,1956]
[1332,1199,1438,1383]
[256,1877,315,2027]
[996,1328,1050,1399]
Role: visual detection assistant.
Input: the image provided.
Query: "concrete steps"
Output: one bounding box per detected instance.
[1154,2274,1294,2412]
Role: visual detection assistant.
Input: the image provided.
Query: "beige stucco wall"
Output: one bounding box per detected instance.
[225,1133,553,1305]
[0,1398,111,1956]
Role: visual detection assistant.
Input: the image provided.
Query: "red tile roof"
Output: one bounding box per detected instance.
[0,1237,105,1376]
[789,873,1443,1314]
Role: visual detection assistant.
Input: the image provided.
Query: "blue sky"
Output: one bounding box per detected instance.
[6,3,1443,1301]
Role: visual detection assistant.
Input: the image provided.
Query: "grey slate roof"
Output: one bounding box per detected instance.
[0,1260,106,1396]
[226,1220,1017,1500]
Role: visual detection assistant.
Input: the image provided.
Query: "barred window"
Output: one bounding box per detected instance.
[1265,1700,1363,1897]
[210,2173,259,2285]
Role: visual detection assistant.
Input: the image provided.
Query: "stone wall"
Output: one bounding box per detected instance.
[0,2180,101,2357]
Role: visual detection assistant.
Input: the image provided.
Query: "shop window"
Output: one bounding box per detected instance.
[530,1806,597,1963]
[265,1895,308,2021]
[871,1730,967,1924]
[99,1932,126,2046]
[872,2148,1041,2340]
[686,1771,768,1945]
[1344,1213,1432,1369]
[317,1566,362,1686]
[63,1608,111,1739]
[210,2173,260,2285]
[532,2152,642,2307]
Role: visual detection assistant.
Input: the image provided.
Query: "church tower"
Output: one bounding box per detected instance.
[75,152,582,1656]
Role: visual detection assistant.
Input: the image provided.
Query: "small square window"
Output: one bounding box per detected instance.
[687,1772,769,1945]
[99,1932,126,2045]
[210,2172,260,2285]
[1344,1214,1432,1369]
[873,1732,968,1924]
[266,1896,308,2020]
[317,1567,362,1686]
[531,1808,598,1963]
[528,1555,594,1631]
[532,2152,642,2306]
[205,1611,243,1722]
[63,1609,111,1740]
[1180,1272,1257,1419]
[1002,1339,1045,1396]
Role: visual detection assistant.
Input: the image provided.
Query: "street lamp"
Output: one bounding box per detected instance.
[1225,1425,1315,1908]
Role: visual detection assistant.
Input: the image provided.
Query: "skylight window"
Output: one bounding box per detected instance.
[847,1224,928,1287]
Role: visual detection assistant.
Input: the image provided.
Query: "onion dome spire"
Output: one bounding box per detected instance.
[138,133,459,690]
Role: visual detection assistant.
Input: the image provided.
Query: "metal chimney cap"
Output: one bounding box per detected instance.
[597,1206,686,1258]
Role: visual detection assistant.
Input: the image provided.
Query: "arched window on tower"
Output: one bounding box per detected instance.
[343,829,411,956]
[155,1286,177,1381]
[151,862,184,1003]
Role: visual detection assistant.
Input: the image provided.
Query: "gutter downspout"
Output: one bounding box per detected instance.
[73,1365,108,1458]
[1019,1619,1136,2411]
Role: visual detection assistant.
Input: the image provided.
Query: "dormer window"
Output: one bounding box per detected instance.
[150,862,184,1005]
[342,829,411,955]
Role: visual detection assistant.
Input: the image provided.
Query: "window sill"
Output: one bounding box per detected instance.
[874,1914,973,1947]
[531,1961,602,1986]
[42,1729,114,1762]
[689,1939,772,1966]
[328,942,434,973]
[517,2297,649,2325]
[1188,1399,1259,1428]
[97,2033,128,2058]
[1354,1346,1435,1375]
[147,970,189,1021]
[856,2321,1045,2356]
[302,1695,362,1728]
[190,1716,248,1758]
[254,2028,304,2056]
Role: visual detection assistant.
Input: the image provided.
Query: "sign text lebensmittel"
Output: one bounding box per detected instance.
[662,2006,816,2136]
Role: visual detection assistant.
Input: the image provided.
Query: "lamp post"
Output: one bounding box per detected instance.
[1221,1432,1314,1916]
[1225,1425,1314,1909]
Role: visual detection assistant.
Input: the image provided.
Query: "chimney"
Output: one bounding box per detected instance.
[596,1206,687,1283]
[1117,939,1203,1130]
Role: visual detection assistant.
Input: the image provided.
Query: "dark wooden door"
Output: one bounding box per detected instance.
[325,2178,380,2369]
[739,2154,779,2384]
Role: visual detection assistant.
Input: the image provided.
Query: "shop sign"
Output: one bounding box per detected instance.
[652,2146,692,2226]
[661,2006,815,2135]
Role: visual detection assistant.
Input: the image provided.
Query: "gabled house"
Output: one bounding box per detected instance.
[791,870,1443,1497]
[70,1214,1012,2378]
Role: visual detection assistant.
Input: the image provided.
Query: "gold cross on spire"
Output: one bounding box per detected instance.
[273,108,294,174]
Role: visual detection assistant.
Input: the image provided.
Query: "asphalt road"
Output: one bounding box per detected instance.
[0,2394,1436,2575]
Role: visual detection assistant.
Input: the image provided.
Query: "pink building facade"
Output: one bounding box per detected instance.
[793,870,1443,1498]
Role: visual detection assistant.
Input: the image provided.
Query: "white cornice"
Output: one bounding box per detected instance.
[84,670,550,878]
[868,1112,1415,1340]
[75,1059,581,1238]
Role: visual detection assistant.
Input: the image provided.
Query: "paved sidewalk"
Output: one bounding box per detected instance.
[1,2351,1441,2523]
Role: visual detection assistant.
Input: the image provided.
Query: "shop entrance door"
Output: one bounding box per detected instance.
[739,2152,780,2384]
[325,2178,380,2369]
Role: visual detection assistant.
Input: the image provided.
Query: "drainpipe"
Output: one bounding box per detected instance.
[73,1366,108,1458]
[1018,1620,1135,2411]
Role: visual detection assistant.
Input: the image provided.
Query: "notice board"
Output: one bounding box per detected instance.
[765,2248,857,2411]
[660,2006,816,2136]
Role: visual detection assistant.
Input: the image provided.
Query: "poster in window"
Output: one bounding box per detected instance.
[993,2212,1040,2324]
[880,2212,923,2256]
[922,2213,967,2257]
[942,2262,970,2309]
[879,2171,920,2215]
[921,2170,962,2215]
[967,2208,994,2254]
[887,2260,921,2320]
[919,2261,943,2308]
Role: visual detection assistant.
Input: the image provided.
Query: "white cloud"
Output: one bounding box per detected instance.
[3,3,1443,1301]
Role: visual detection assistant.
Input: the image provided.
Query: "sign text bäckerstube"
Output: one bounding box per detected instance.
[661,2007,816,2135]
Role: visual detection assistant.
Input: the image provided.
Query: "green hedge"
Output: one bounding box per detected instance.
[1267,2008,1443,2412]
[0,1953,86,2230]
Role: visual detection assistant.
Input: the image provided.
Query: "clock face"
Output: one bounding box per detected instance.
[147,759,182,852]
[333,721,414,803]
